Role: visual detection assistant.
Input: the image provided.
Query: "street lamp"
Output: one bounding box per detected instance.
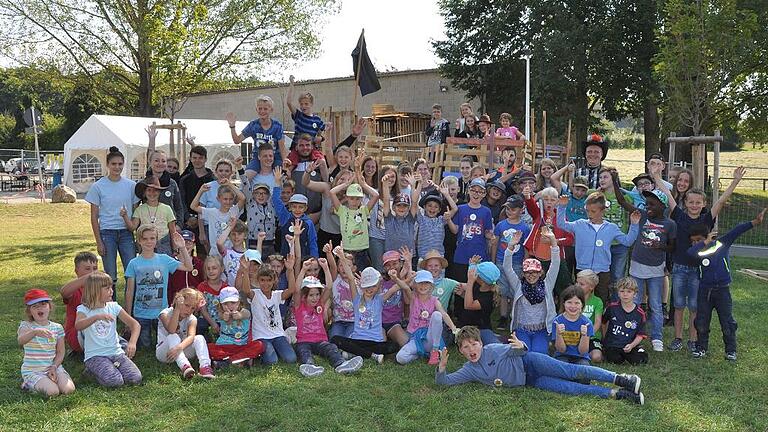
[520,49,532,140]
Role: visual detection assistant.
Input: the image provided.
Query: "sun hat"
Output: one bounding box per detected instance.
[418,191,443,208]
[469,178,486,190]
[522,258,543,273]
[474,262,500,284]
[218,287,241,304]
[360,267,381,288]
[582,133,608,161]
[24,289,51,305]
[414,270,434,284]
[382,250,401,265]
[632,173,653,187]
[244,249,262,263]
[393,193,411,206]
[289,194,308,205]
[134,175,168,199]
[572,176,589,190]
[301,276,324,289]
[418,249,448,269]
[253,183,270,193]
[346,183,364,197]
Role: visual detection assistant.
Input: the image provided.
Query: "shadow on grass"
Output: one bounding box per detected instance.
[0,240,94,265]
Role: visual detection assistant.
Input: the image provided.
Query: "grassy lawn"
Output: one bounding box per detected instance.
[1,203,768,432]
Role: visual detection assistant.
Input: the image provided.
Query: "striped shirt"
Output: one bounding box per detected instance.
[18,321,64,377]
[291,109,325,140]
[416,212,446,257]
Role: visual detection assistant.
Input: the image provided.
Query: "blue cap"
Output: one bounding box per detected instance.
[469,178,486,190]
[244,249,262,263]
[289,194,308,205]
[475,262,500,284]
[487,180,506,193]
[414,270,434,284]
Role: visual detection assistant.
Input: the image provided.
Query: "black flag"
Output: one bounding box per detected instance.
[351,30,381,96]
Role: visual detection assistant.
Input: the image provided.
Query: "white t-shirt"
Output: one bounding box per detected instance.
[223,248,245,287]
[201,206,242,256]
[249,289,285,340]
[76,302,124,361]
[156,307,197,347]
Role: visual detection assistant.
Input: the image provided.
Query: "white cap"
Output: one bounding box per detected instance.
[359,267,381,288]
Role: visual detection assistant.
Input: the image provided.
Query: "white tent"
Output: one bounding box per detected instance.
[63,115,253,193]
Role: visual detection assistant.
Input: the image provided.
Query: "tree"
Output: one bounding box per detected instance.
[0,0,338,116]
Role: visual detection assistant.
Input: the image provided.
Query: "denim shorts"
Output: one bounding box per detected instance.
[672,263,699,310]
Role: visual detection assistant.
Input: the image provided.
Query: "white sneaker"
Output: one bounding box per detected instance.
[299,364,325,377]
[371,353,384,364]
[340,350,351,360]
[335,356,364,374]
[652,339,664,352]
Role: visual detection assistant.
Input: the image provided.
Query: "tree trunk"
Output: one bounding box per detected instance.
[643,99,660,161]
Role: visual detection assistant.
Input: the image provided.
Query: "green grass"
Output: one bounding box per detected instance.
[1,203,768,431]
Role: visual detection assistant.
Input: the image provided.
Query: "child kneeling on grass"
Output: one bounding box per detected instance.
[76,271,142,388]
[436,326,645,405]
[156,288,215,379]
[18,289,75,397]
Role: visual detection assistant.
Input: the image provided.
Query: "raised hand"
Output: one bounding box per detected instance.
[200,183,211,192]
[257,231,267,241]
[234,156,243,171]
[225,112,237,127]
[186,135,196,146]
[733,166,746,181]
[273,166,283,183]
[629,210,641,225]
[556,323,565,334]
[171,231,185,248]
[352,118,367,137]
[567,162,576,173]
[438,347,450,369]
[754,208,767,226]
[322,241,333,255]
[508,332,525,350]
[285,253,296,269]
[468,254,482,265]
[510,230,523,246]
[145,124,157,140]
[318,258,329,269]
[558,195,569,207]
[580,324,588,335]
[120,206,128,218]
[388,269,399,280]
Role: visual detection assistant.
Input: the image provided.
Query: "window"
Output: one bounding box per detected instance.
[131,157,144,180]
[212,151,237,166]
[71,153,103,183]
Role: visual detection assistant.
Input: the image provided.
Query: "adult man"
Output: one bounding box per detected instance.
[576,133,608,189]
[286,133,325,223]
[179,145,214,257]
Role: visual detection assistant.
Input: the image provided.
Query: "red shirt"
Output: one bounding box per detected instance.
[168,256,204,302]
[287,149,324,167]
[62,289,83,352]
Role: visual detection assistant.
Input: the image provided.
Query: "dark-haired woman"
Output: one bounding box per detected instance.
[84,146,138,297]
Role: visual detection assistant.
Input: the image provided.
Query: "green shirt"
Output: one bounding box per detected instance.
[583,294,604,339]
[432,278,459,310]
[134,202,176,238]
[335,205,370,251]
[603,190,633,243]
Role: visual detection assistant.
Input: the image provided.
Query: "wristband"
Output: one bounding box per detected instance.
[229,125,236,129]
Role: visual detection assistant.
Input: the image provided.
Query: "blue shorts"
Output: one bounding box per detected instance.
[672,263,699,310]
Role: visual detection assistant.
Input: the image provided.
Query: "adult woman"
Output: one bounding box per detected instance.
[146,125,186,228]
[84,147,137,296]
[535,158,559,193]
[368,165,399,271]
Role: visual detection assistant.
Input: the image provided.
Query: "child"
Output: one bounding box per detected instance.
[191,181,245,257]
[217,218,248,287]
[425,103,450,147]
[328,244,358,339]
[552,285,594,365]
[557,192,641,305]
[168,230,204,302]
[122,175,177,254]
[272,166,319,258]
[457,156,474,203]
[241,179,276,254]
[436,326,644,405]
[482,180,507,223]
[207,286,264,368]
[239,248,298,365]
[495,112,525,139]
[688,208,766,361]
[454,259,502,345]
[447,178,495,282]
[286,74,325,147]
[125,227,193,349]
[602,278,649,365]
[198,159,236,210]
[197,255,227,338]
[492,196,532,329]
[227,95,286,176]
[76,271,142,387]
[393,270,459,365]
[330,267,402,363]
[18,289,75,396]
[156,288,215,379]
[534,158,558,192]
[595,168,636,285]
[549,164,589,223]
[380,172,419,254]
[502,228,560,353]
[330,153,380,270]
[416,187,458,258]
[292,269,364,377]
[59,251,99,354]
[576,270,604,363]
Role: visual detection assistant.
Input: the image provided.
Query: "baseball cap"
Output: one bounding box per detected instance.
[393,193,411,206]
[289,194,308,205]
[382,250,401,265]
[180,230,196,242]
[244,249,262,263]
[360,267,381,288]
[253,183,270,193]
[301,276,324,289]
[414,270,434,284]
[218,287,240,304]
[487,180,506,193]
[418,191,443,208]
[632,173,653,186]
[346,183,364,197]
[474,262,500,285]
[24,289,51,305]
[648,152,664,162]
[642,189,668,208]
[503,195,525,209]
[469,178,486,190]
[517,171,536,183]
[522,258,543,273]
[572,176,589,190]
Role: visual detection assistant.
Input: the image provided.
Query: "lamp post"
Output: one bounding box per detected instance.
[521,49,532,140]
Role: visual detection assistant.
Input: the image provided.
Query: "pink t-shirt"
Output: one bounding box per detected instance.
[295,302,328,343]
[407,295,439,333]
[496,127,519,138]
[380,279,403,324]
[332,275,355,323]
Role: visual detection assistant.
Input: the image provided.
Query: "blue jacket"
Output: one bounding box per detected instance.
[272,186,319,258]
[435,343,528,387]
[557,205,639,272]
[687,221,753,288]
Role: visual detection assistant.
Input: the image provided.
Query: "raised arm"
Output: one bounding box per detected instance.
[611,170,637,213]
[652,171,676,213]
[217,216,237,256]
[556,196,576,232]
[502,233,523,298]
[281,253,297,301]
[319,258,334,305]
[286,75,296,113]
[540,227,560,289]
[407,173,421,217]
[389,269,413,305]
[120,206,140,232]
[463,266,482,310]
[322,241,338,282]
[711,167,745,219]
[226,112,246,145]
[550,162,572,193]
[380,172,394,217]
[190,183,210,215]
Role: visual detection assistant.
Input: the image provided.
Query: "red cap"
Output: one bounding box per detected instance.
[24,289,52,305]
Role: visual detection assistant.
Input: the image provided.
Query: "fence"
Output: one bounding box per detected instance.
[0,148,65,192]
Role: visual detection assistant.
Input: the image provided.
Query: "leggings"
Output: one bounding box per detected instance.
[330,336,400,358]
[396,311,443,364]
[84,354,142,388]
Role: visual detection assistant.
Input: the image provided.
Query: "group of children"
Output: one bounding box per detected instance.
[18,94,765,407]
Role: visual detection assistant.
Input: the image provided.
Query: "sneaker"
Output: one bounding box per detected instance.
[496,317,509,330]
[199,365,216,379]
[428,349,440,365]
[652,339,664,352]
[299,364,325,377]
[340,350,352,360]
[371,353,384,364]
[614,374,641,394]
[725,352,737,361]
[231,357,251,365]
[668,338,683,352]
[687,340,697,352]
[212,360,230,371]
[616,389,645,405]
[691,348,707,359]
[181,364,195,380]
[335,356,364,374]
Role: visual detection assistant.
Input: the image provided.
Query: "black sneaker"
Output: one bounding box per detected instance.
[691,348,707,359]
[496,317,509,330]
[668,338,683,352]
[614,374,641,394]
[616,389,645,405]
[687,340,697,352]
[212,360,231,370]
[725,352,737,361]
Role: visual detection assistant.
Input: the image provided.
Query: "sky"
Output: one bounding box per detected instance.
[266,0,446,82]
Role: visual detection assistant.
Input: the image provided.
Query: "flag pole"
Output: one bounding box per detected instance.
[351,29,365,129]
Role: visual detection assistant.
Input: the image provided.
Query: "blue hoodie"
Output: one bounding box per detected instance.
[435,343,529,387]
[557,205,639,272]
[687,221,753,288]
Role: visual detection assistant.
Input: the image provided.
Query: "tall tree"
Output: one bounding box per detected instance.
[0,0,337,116]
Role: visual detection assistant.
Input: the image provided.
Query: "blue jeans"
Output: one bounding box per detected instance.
[295,341,344,367]
[672,264,699,310]
[632,275,664,341]
[609,244,630,285]
[259,336,297,365]
[695,285,737,352]
[368,237,385,272]
[522,352,614,398]
[135,318,157,349]
[329,321,354,339]
[514,327,550,354]
[99,229,135,300]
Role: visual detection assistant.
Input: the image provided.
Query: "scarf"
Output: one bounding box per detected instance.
[521,278,546,305]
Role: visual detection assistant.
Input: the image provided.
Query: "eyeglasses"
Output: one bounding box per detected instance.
[636,181,652,187]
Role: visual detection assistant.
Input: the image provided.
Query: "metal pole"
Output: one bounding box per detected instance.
[524,55,531,140]
[31,107,45,200]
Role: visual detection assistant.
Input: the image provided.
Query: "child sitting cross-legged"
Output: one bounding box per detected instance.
[552,285,594,365]
[436,326,645,405]
[155,288,215,379]
[206,286,265,369]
